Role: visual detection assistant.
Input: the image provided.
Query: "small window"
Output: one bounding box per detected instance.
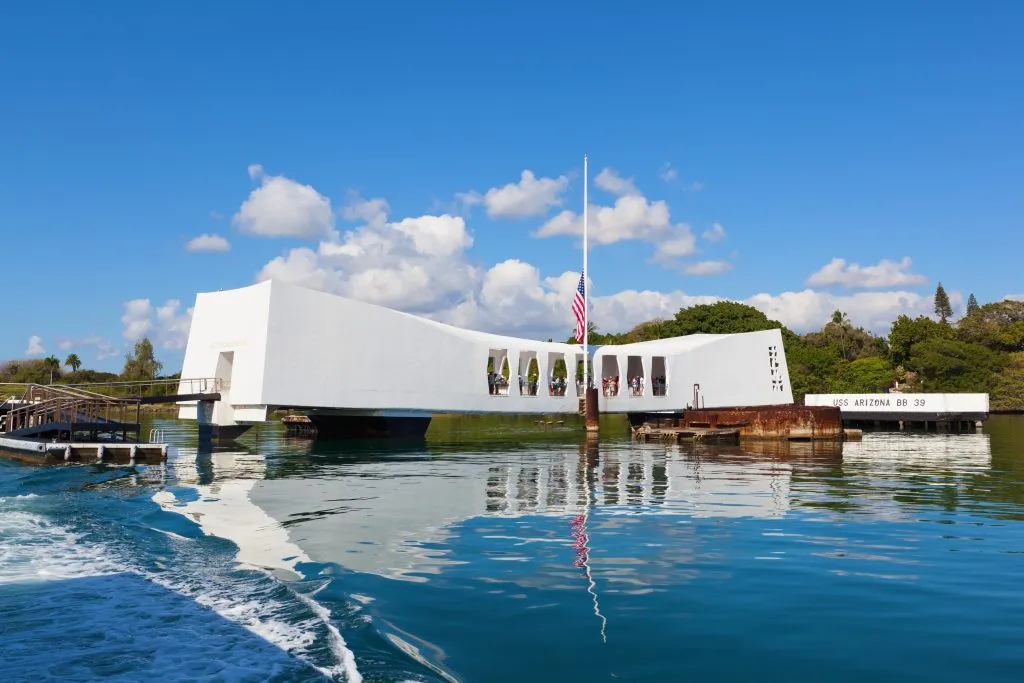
[547,351,568,397]
[487,349,510,396]
[518,351,539,396]
[626,356,645,397]
[652,356,667,396]
[601,356,620,397]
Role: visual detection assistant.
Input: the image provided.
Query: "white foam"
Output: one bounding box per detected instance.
[298,585,364,683]
[0,500,356,681]
[151,480,365,681]
[0,510,123,584]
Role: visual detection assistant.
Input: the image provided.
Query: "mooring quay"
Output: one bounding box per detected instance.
[805,393,989,431]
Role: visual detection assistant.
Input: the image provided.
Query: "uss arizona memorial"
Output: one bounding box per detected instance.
[177,280,794,438]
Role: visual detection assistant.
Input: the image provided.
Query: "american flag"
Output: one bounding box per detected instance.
[572,272,586,342]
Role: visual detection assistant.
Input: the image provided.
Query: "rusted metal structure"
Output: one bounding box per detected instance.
[633,425,740,444]
[628,404,843,441]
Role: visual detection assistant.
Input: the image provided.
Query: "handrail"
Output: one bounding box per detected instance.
[2,383,141,434]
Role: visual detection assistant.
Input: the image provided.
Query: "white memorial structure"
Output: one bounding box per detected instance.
[178,281,794,439]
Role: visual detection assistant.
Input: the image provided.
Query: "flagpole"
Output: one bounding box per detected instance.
[582,154,589,393]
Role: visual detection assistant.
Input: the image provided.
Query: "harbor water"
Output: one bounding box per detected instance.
[1,415,1023,682]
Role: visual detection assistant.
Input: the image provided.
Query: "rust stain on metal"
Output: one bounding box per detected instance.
[634,404,843,441]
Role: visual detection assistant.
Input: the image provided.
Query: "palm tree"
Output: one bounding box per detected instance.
[64,353,82,373]
[43,355,60,384]
[829,310,851,361]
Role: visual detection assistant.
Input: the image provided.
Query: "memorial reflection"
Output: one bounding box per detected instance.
[151,425,1005,587]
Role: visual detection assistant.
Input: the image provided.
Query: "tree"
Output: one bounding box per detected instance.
[906,337,1005,392]
[42,355,61,384]
[672,301,784,335]
[991,352,1024,412]
[64,353,82,373]
[966,293,979,315]
[834,357,896,393]
[934,282,953,323]
[889,314,953,367]
[957,300,1024,352]
[122,337,163,381]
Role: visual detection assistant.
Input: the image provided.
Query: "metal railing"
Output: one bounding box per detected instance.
[3,384,139,435]
[62,377,225,399]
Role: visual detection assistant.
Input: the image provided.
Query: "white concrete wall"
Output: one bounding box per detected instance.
[177,283,273,423]
[251,281,593,414]
[178,281,796,420]
[805,393,990,414]
[593,328,794,411]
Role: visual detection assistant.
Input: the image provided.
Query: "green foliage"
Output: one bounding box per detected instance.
[671,301,783,335]
[834,357,897,393]
[934,283,953,323]
[889,314,953,367]
[966,293,979,315]
[122,338,163,381]
[552,358,567,379]
[991,353,1024,412]
[527,358,539,381]
[957,300,1024,352]
[905,337,1005,392]
[64,353,82,372]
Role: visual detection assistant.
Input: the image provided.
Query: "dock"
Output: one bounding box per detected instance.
[804,393,989,431]
[0,382,186,465]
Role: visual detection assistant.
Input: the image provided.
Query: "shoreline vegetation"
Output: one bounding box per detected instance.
[3,287,1022,414]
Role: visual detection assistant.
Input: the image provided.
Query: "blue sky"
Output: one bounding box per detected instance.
[2,1,1022,371]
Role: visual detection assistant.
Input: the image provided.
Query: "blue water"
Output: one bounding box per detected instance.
[2,416,1023,682]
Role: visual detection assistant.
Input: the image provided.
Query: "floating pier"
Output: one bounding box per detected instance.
[0,382,178,465]
[804,393,989,431]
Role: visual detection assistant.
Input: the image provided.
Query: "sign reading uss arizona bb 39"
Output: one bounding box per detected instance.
[804,393,989,414]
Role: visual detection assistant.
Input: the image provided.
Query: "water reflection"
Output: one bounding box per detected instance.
[148,425,1002,587]
[126,418,1024,683]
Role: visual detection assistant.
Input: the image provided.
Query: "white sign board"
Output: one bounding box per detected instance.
[804,393,989,414]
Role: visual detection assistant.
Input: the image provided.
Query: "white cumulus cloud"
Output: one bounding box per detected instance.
[745,288,959,333]
[458,170,569,219]
[258,197,478,313]
[702,223,726,242]
[232,165,335,238]
[594,167,640,196]
[536,195,673,245]
[25,335,44,356]
[806,257,927,289]
[683,260,733,276]
[114,163,962,355]
[121,299,193,351]
[185,233,230,252]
